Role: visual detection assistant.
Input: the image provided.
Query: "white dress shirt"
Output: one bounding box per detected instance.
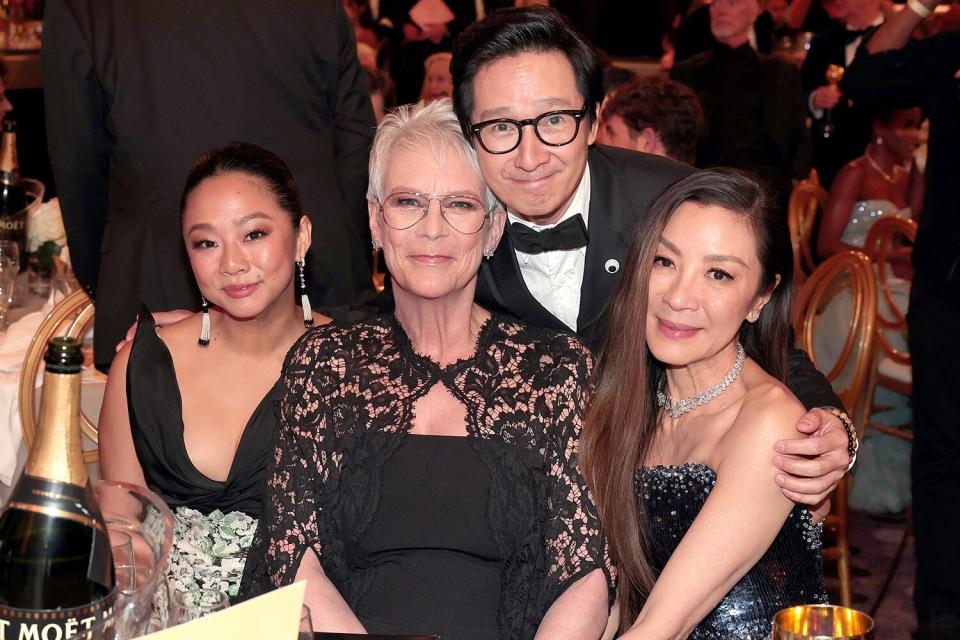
[507,166,591,331]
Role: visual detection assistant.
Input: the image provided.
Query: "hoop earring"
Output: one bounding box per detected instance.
[297,258,314,327]
[198,297,211,347]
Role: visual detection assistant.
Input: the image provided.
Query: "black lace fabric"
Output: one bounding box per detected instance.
[240,313,614,638]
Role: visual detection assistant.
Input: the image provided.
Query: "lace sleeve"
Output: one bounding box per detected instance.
[540,336,616,608]
[239,330,333,598]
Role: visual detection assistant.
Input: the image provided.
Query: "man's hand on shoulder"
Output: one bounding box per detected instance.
[771,407,854,505]
[116,309,193,353]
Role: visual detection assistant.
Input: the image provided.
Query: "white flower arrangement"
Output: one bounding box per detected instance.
[26,197,66,254]
[165,507,258,599]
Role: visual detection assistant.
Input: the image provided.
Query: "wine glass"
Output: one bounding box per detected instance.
[169,589,229,625]
[299,604,313,640]
[0,240,20,329]
[108,527,135,589]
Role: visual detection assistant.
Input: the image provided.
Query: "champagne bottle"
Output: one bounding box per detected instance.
[0,338,116,640]
[0,120,27,259]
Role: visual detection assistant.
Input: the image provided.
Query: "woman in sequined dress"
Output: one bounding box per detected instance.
[817,106,924,261]
[582,169,827,639]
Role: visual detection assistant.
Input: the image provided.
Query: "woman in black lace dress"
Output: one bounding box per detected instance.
[582,170,827,638]
[240,99,613,639]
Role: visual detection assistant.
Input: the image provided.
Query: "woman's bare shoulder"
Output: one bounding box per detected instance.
[724,367,805,450]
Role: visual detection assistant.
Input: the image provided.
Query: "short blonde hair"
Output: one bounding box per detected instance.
[366,98,497,212]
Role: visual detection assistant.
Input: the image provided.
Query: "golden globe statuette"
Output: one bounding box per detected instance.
[772,604,874,639]
[820,64,846,140]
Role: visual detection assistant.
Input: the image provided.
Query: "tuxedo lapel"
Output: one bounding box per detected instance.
[577,152,633,346]
[477,232,569,333]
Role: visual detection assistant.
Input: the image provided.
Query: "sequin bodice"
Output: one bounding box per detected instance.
[638,464,827,639]
[840,199,911,248]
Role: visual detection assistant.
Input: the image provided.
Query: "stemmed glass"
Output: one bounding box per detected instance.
[169,589,230,625]
[299,604,313,640]
[0,240,20,330]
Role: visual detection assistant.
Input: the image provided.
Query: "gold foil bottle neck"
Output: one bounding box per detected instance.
[24,342,87,487]
[0,125,20,185]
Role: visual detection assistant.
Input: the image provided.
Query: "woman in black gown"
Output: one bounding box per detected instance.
[98,143,327,596]
[582,170,827,638]
[239,99,613,639]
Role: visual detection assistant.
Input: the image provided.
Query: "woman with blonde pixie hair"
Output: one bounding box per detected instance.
[241,100,613,639]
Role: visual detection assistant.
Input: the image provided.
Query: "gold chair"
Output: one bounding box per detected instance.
[862,216,915,402]
[788,175,828,288]
[18,289,99,464]
[793,250,878,608]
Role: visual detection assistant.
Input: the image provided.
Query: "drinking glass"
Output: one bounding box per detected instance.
[94,480,175,639]
[772,604,875,639]
[0,240,19,328]
[169,589,229,625]
[108,527,135,589]
[299,604,313,640]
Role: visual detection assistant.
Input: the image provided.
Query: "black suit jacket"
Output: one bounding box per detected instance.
[43,0,376,368]
[476,146,692,351]
[801,24,877,187]
[671,46,811,202]
[475,145,841,411]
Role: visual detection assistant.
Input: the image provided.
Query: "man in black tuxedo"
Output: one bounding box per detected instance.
[43,0,376,370]
[452,5,854,506]
[670,0,811,207]
[801,0,885,188]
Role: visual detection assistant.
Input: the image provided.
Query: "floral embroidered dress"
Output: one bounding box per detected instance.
[240,314,614,639]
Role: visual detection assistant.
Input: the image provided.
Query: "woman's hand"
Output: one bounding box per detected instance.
[773,408,851,505]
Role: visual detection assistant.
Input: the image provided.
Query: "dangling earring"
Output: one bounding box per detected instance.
[198,297,211,347]
[297,258,314,327]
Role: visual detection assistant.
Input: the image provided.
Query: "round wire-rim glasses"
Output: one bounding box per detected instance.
[469,105,589,155]
[377,191,493,235]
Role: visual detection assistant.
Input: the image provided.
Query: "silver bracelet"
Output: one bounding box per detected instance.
[906,0,933,19]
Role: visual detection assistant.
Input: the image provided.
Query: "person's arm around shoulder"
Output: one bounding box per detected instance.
[97,342,147,487]
[621,385,805,639]
[818,161,865,259]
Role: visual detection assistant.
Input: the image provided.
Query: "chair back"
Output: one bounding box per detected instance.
[788,177,827,288]
[793,251,877,428]
[862,216,916,366]
[18,289,98,463]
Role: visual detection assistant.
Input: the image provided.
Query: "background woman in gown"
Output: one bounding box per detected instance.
[239,99,613,639]
[582,170,826,638]
[817,106,924,260]
[98,143,327,596]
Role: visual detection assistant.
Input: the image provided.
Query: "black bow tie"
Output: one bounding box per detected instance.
[507,214,589,255]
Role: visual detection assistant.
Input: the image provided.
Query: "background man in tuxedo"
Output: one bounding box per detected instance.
[802,0,885,188]
[451,5,854,507]
[43,0,376,370]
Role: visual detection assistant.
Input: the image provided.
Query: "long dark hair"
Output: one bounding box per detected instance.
[580,169,794,632]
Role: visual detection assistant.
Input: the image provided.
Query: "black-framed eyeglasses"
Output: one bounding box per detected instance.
[469,105,589,155]
[377,191,492,235]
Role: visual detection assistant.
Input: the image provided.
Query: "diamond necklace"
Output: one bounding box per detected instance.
[657,342,745,419]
